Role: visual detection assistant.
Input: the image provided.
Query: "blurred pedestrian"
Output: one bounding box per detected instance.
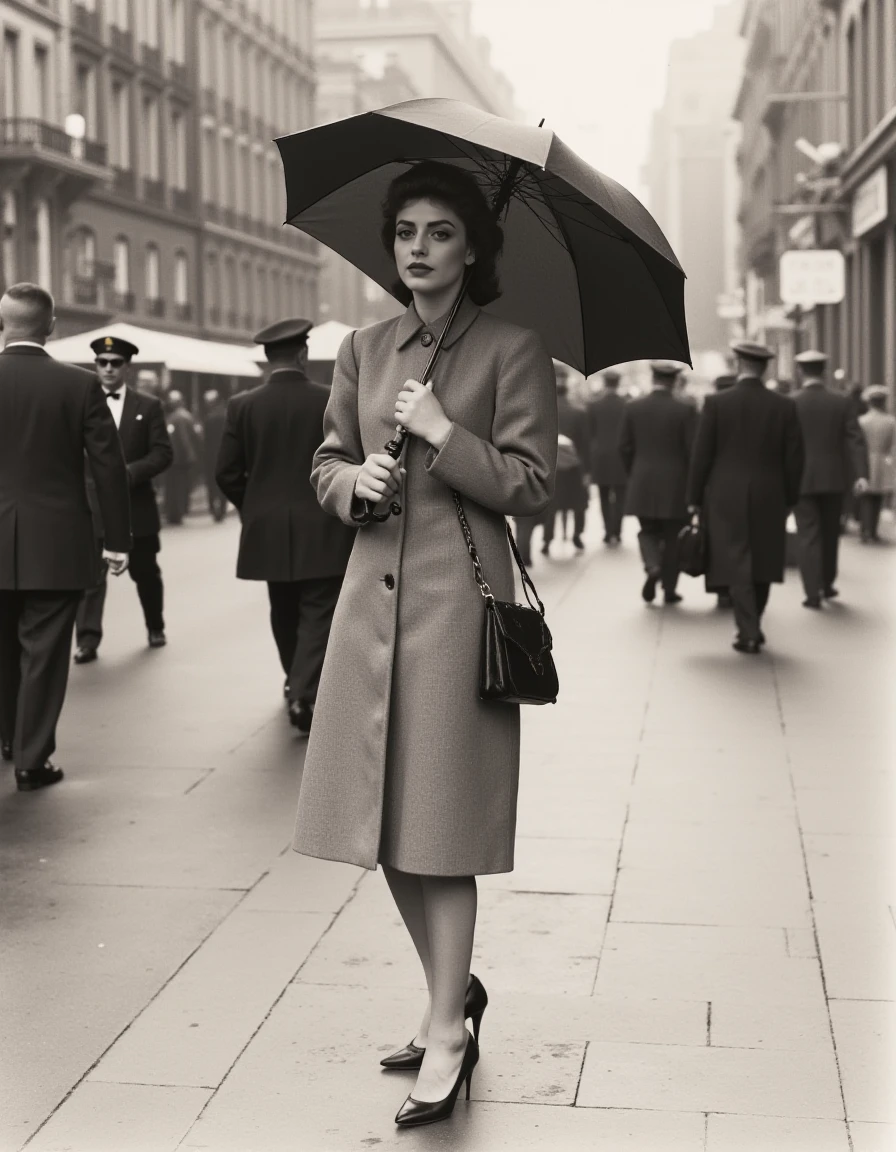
[0,284,130,790]
[164,390,200,525]
[858,386,895,543]
[619,360,696,604]
[687,341,804,654]
[843,379,870,528]
[541,362,589,555]
[202,389,228,522]
[215,318,356,733]
[586,368,627,544]
[73,336,173,661]
[792,350,868,608]
[712,354,737,393]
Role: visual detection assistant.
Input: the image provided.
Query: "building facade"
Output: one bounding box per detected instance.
[1,0,318,342]
[313,0,515,328]
[734,0,896,396]
[644,1,745,364]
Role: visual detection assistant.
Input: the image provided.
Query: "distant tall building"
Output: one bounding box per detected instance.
[0,0,317,342]
[644,1,745,361]
[313,0,516,328]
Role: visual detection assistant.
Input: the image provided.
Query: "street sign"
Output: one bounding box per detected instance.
[779,249,845,306]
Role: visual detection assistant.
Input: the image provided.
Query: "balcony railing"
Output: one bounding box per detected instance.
[143,177,165,206]
[147,297,166,317]
[141,44,163,73]
[174,302,193,322]
[221,207,236,229]
[0,118,107,167]
[238,212,252,234]
[72,276,99,306]
[112,167,135,196]
[203,201,219,222]
[172,188,192,213]
[109,25,134,56]
[73,2,101,39]
[113,290,136,312]
[170,60,189,88]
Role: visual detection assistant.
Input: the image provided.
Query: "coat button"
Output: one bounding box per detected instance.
[420,331,433,347]
[383,574,395,590]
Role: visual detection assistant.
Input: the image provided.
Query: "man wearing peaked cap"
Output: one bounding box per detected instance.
[216,318,355,735]
[730,340,776,364]
[586,367,628,545]
[74,332,174,662]
[792,348,868,607]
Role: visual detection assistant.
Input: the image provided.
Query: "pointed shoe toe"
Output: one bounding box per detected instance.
[380,1041,425,1070]
[394,1035,479,1128]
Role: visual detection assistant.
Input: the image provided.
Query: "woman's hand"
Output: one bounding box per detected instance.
[353,453,403,504]
[395,379,452,449]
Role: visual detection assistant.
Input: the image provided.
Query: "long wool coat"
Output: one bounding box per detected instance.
[686,378,804,586]
[618,389,697,519]
[292,299,557,876]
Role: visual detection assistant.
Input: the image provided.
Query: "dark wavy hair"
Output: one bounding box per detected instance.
[381,161,503,307]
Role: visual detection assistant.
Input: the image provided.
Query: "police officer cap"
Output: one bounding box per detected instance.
[865,385,888,401]
[252,317,313,348]
[794,349,828,367]
[91,335,139,360]
[731,340,775,362]
[649,360,683,378]
[602,368,622,382]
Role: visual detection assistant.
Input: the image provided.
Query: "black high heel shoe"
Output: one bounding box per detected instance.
[394,1033,478,1128]
[380,973,487,1070]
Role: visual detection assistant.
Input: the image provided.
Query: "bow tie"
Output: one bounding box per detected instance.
[105,391,122,400]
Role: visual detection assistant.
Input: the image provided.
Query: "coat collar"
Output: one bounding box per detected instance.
[1,344,49,357]
[395,296,482,352]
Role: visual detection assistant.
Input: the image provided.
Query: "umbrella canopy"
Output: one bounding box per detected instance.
[276,98,690,375]
[47,322,262,378]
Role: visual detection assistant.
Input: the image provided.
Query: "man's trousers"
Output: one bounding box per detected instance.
[730,582,771,644]
[0,590,80,773]
[76,536,165,650]
[165,467,192,524]
[598,484,626,540]
[860,493,884,541]
[795,494,843,599]
[267,577,344,705]
[637,517,686,593]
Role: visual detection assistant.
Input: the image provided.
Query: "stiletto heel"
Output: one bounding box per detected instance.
[394,1034,479,1128]
[380,973,488,1070]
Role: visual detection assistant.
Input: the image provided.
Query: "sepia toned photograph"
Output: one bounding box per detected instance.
[1,1,893,1149]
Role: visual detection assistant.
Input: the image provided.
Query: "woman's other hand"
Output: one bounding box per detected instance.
[395,379,452,449]
[354,453,403,504]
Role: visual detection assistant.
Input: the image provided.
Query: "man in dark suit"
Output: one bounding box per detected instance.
[216,319,356,734]
[619,360,697,604]
[202,389,228,521]
[687,341,804,654]
[74,336,174,662]
[792,350,869,608]
[0,284,131,790]
[587,368,627,544]
[542,365,590,555]
[163,391,200,525]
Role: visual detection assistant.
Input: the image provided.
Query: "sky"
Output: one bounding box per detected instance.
[468,0,730,205]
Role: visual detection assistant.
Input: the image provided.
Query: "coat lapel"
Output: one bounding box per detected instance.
[118,387,137,450]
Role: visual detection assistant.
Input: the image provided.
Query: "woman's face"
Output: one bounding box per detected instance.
[393,198,474,300]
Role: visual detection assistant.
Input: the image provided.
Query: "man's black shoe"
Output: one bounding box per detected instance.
[758,630,766,645]
[288,700,313,734]
[664,591,683,605]
[1,740,12,762]
[802,597,822,610]
[148,630,167,648]
[540,542,550,557]
[15,761,64,791]
[572,535,585,551]
[732,638,761,655]
[823,586,839,599]
[73,646,98,664]
[641,571,659,603]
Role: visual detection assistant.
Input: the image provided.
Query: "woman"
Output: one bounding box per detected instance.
[858,386,895,542]
[292,161,557,1127]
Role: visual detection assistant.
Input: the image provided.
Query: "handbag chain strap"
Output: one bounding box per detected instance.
[451,490,546,617]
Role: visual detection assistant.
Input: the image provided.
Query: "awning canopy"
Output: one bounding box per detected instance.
[47,323,262,378]
[247,319,355,363]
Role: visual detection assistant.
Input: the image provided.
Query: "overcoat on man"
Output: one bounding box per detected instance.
[292,299,557,876]
[587,386,628,541]
[619,389,696,519]
[686,378,804,587]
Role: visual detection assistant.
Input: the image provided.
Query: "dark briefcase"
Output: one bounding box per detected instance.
[677,516,707,578]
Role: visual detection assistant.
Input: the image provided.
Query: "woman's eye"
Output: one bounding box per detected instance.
[431,231,450,241]
[397,229,414,240]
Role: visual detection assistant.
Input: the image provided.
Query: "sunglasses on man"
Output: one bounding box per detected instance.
[96,356,126,368]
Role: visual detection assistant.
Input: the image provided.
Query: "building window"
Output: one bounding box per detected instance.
[74,61,97,137]
[34,44,50,121]
[168,0,186,63]
[174,250,188,305]
[201,126,217,202]
[143,93,160,179]
[3,31,19,120]
[145,242,160,300]
[111,80,131,168]
[206,249,220,320]
[221,134,234,209]
[36,200,52,290]
[2,192,18,286]
[240,257,252,327]
[114,236,130,293]
[72,227,96,279]
[223,254,237,323]
[169,106,187,189]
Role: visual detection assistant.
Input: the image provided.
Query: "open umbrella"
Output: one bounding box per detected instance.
[276,97,690,519]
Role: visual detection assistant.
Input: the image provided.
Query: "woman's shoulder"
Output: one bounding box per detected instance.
[472,310,551,358]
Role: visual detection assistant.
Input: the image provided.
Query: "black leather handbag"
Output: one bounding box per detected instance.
[452,491,558,705]
[677,513,707,577]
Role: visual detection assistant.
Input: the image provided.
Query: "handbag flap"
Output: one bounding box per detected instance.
[490,600,553,660]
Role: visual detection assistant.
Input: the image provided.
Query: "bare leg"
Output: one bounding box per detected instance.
[382,865,433,1046]
[410,875,477,1103]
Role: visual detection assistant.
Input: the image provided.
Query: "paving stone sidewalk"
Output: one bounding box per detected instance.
[2,511,893,1152]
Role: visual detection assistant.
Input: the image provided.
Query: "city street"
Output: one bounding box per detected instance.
[1,503,894,1152]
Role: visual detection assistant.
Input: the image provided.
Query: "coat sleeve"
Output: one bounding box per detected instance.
[783,399,805,507]
[310,333,366,526]
[215,397,248,509]
[617,406,634,475]
[686,395,717,507]
[83,378,132,553]
[127,397,173,486]
[423,328,557,517]
[843,401,869,481]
